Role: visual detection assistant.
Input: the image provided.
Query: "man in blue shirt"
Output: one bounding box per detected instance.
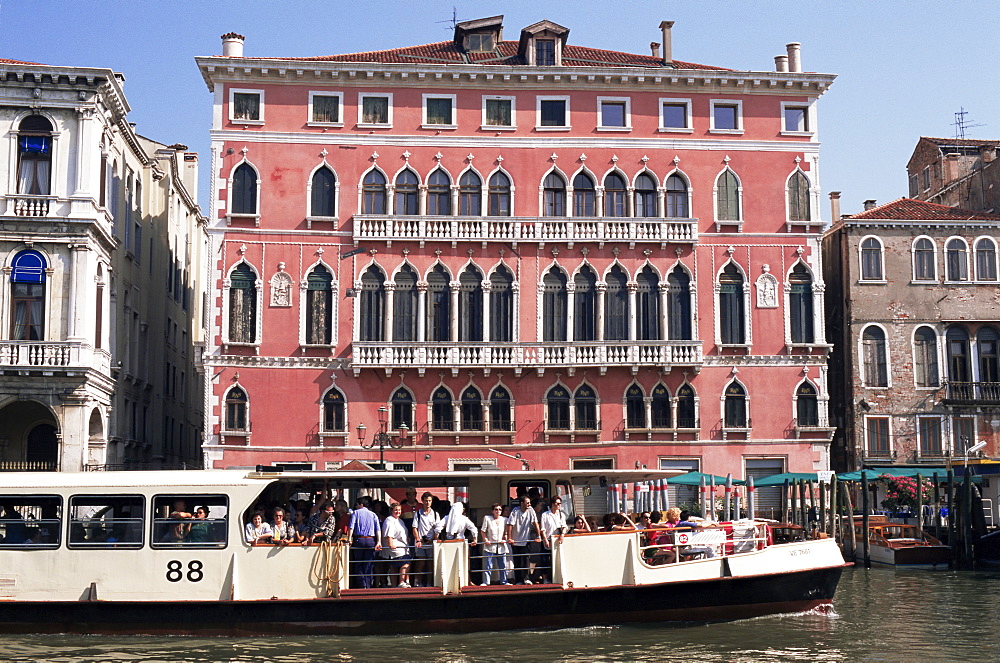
[348,496,382,588]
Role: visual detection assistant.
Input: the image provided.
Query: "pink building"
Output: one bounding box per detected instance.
[195,17,837,509]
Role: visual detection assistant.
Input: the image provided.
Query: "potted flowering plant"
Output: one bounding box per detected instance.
[879,474,931,513]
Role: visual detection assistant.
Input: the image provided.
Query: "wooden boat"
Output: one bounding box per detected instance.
[852,515,950,569]
[0,468,850,635]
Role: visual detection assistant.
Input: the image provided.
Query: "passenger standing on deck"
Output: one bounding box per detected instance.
[347,496,381,588]
[411,492,439,588]
[480,503,509,586]
[539,497,568,584]
[504,496,541,585]
[381,503,412,588]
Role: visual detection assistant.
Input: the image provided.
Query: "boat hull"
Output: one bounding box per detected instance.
[0,564,845,636]
[855,544,950,569]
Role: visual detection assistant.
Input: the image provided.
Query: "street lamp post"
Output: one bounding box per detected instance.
[356,406,408,470]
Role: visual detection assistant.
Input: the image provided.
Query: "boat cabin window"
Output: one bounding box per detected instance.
[554,481,575,519]
[151,494,228,549]
[0,495,61,548]
[68,495,144,549]
[506,481,550,508]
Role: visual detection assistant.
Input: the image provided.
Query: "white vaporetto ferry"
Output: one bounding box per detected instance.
[0,468,849,635]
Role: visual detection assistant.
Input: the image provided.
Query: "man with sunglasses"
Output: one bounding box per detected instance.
[504,495,541,585]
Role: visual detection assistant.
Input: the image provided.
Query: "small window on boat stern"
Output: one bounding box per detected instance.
[151,494,229,549]
[0,495,61,549]
[68,494,145,549]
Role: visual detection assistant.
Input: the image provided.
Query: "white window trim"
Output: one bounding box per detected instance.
[911,324,942,390]
[863,415,893,458]
[225,158,262,226]
[357,92,394,128]
[709,99,743,134]
[910,235,939,283]
[536,95,571,131]
[658,97,693,133]
[228,88,264,125]
[298,260,339,349]
[944,235,971,283]
[421,93,458,130]
[950,415,976,456]
[858,235,887,284]
[712,166,743,231]
[779,101,815,136]
[481,95,517,131]
[596,96,632,132]
[221,259,263,350]
[222,382,251,435]
[307,91,344,127]
[974,235,1000,282]
[305,161,341,226]
[713,260,752,348]
[791,378,828,429]
[859,323,891,388]
[720,379,751,432]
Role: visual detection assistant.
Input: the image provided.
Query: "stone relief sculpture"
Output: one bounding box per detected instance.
[755,266,779,308]
[270,266,293,307]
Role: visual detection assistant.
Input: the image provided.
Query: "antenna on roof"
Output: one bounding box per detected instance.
[953,107,985,140]
[437,6,460,31]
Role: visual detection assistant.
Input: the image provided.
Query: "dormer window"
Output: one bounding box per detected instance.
[466,33,495,52]
[536,39,556,65]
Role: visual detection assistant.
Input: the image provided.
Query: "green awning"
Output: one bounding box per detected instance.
[665,471,745,486]
[751,472,819,487]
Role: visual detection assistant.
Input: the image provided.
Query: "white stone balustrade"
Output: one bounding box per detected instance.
[7,194,55,217]
[0,341,110,373]
[353,214,697,244]
[352,340,702,370]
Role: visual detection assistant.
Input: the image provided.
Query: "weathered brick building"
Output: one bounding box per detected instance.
[824,198,1000,473]
[907,137,1000,213]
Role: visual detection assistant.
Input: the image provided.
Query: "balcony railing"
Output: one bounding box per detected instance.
[944,381,1000,405]
[353,214,698,245]
[352,340,703,371]
[6,194,55,217]
[0,341,110,373]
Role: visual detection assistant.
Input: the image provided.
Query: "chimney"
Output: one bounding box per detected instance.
[829,191,841,221]
[221,32,246,57]
[863,199,877,211]
[981,144,996,164]
[659,21,674,65]
[650,42,661,59]
[786,42,801,73]
[944,153,961,183]
[774,55,788,73]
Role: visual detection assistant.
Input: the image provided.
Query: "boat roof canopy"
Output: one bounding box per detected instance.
[0,468,682,491]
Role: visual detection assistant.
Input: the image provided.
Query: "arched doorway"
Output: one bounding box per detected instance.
[0,400,59,471]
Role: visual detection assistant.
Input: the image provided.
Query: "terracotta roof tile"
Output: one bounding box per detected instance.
[849,198,1000,221]
[255,40,731,70]
[0,57,43,65]
[921,136,1000,148]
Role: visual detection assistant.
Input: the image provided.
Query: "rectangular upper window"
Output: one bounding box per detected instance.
[922,166,931,191]
[423,94,456,128]
[659,98,692,132]
[781,102,813,135]
[358,93,393,127]
[537,96,570,130]
[229,89,263,124]
[309,92,343,125]
[710,100,743,133]
[0,495,61,549]
[465,33,494,52]
[536,39,556,66]
[151,494,229,549]
[483,96,515,129]
[68,494,145,549]
[598,97,630,130]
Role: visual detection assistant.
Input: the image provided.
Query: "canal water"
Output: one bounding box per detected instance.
[6,567,1000,662]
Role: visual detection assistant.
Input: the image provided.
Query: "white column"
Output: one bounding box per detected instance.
[658,283,670,340]
[627,282,638,341]
[418,185,428,216]
[565,282,576,341]
[384,282,396,343]
[595,282,606,341]
[449,281,460,341]
[416,282,427,342]
[74,108,95,196]
[67,244,91,341]
[481,281,492,343]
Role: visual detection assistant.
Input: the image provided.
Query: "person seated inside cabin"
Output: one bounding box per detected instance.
[1,502,26,544]
[676,510,717,560]
[270,507,294,546]
[187,506,212,544]
[244,511,273,545]
[636,512,652,530]
[307,502,341,544]
[292,509,311,543]
[570,515,591,534]
[610,514,636,531]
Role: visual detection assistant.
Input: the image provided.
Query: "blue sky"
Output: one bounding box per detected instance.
[3,0,998,217]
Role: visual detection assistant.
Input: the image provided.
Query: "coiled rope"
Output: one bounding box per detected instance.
[311,539,346,598]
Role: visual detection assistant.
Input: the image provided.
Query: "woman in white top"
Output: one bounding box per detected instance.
[381,503,412,588]
[244,511,273,544]
[480,503,510,586]
[435,502,478,542]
